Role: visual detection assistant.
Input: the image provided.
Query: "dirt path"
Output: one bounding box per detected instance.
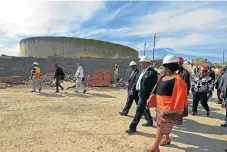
[0,86,226,152]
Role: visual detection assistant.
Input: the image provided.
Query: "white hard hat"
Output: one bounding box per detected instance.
[32,62,38,66]
[163,54,178,64]
[129,61,137,66]
[139,56,151,63]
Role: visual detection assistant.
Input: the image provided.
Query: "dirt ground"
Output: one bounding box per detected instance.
[0,83,226,152]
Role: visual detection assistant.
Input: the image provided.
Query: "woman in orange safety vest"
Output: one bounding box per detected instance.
[147,54,188,152]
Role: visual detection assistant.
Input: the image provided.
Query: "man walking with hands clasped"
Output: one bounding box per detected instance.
[125,56,157,133]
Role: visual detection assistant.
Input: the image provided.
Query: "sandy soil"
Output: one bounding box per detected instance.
[0,83,226,152]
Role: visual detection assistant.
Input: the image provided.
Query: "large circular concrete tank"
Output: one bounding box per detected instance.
[20,37,138,59]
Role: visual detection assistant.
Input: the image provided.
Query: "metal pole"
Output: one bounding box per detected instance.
[144,41,146,56]
[153,34,156,60]
[223,50,225,63]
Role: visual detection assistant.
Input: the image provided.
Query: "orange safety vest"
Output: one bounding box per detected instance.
[157,74,188,113]
[35,66,41,79]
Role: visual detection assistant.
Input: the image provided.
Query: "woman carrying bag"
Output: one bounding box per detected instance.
[147,54,188,152]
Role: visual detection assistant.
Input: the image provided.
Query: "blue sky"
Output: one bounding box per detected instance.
[0,1,227,62]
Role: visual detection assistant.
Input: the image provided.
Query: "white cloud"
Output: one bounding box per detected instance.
[84,27,129,37]
[0,44,3,47]
[104,3,132,21]
[0,0,105,36]
[128,8,227,36]
[0,44,20,56]
[156,33,209,48]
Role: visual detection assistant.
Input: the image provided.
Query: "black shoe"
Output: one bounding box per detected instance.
[31,90,36,92]
[119,112,127,116]
[61,87,64,91]
[125,129,136,134]
[192,112,197,115]
[221,122,227,127]
[39,88,42,93]
[55,90,60,93]
[142,122,153,127]
[216,101,222,104]
[83,90,87,94]
[206,111,210,116]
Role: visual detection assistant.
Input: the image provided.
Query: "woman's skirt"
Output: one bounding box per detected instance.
[156,109,174,134]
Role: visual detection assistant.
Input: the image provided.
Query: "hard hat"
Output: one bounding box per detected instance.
[139,56,151,63]
[200,65,208,71]
[163,54,179,64]
[32,62,38,66]
[115,64,118,66]
[129,61,137,66]
[178,57,184,63]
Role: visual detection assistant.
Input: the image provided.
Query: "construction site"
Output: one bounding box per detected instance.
[0,36,227,152]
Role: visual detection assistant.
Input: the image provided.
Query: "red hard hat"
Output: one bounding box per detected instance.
[178,57,184,63]
[200,65,208,71]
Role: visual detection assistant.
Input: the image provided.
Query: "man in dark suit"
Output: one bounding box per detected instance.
[126,56,158,133]
[119,61,140,116]
[54,64,65,93]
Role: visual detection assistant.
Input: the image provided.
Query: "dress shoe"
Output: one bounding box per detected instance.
[119,112,127,116]
[191,112,197,115]
[125,129,136,134]
[221,122,227,127]
[142,122,153,127]
[206,111,210,116]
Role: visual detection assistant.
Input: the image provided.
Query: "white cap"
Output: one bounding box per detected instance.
[129,61,137,66]
[139,56,151,63]
[32,62,38,66]
[163,54,178,64]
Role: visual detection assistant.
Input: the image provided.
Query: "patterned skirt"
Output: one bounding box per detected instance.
[156,109,174,134]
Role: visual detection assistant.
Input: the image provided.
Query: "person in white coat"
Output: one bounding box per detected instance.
[75,63,87,93]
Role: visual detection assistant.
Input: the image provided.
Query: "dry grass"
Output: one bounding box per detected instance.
[0,84,226,152]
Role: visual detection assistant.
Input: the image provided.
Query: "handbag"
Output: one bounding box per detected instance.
[147,84,157,108]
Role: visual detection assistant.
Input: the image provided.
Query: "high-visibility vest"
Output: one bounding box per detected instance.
[114,68,118,76]
[35,66,40,79]
[157,74,188,113]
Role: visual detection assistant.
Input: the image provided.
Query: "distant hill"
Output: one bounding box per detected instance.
[138,48,223,63]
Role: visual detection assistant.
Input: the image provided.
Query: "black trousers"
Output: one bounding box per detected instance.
[121,91,139,114]
[192,92,210,113]
[129,92,153,130]
[217,89,222,102]
[56,76,63,91]
[225,108,227,122]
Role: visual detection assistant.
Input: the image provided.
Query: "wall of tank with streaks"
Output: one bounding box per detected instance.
[20,37,138,59]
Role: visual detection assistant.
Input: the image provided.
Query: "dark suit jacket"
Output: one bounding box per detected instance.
[133,67,158,100]
[54,67,65,80]
[128,69,139,91]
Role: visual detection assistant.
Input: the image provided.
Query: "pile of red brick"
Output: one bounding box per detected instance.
[84,69,111,87]
[0,76,24,84]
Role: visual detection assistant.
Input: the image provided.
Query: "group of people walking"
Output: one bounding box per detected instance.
[120,54,227,152]
[29,62,87,94]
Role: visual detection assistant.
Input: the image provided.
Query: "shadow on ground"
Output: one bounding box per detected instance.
[36,92,64,98]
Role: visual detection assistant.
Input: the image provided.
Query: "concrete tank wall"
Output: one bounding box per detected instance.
[20,37,138,59]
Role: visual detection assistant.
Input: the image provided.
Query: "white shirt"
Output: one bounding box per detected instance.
[136,67,149,91]
[76,66,84,78]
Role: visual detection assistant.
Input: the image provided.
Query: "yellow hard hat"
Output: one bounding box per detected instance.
[115,64,118,66]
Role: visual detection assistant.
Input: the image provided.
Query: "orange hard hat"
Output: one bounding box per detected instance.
[178,57,184,63]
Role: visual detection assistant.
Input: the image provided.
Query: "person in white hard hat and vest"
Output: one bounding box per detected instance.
[29,62,41,92]
[125,56,157,134]
[119,61,139,116]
